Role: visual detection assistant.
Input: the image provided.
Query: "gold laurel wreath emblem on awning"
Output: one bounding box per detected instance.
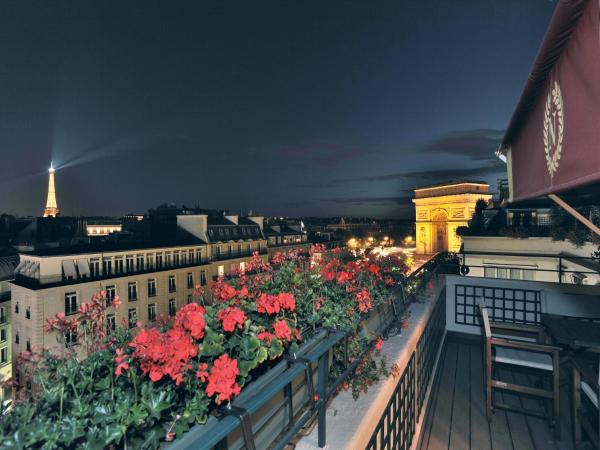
[543,80,564,179]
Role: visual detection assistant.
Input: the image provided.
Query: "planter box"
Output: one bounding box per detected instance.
[167,329,340,450]
[168,293,407,449]
[360,290,405,339]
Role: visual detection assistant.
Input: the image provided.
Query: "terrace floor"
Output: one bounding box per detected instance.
[418,334,579,450]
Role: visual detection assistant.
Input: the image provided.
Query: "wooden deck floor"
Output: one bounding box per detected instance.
[418,335,577,450]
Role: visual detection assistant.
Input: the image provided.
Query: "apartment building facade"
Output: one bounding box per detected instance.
[0,255,17,407]
[11,214,267,383]
[263,220,309,257]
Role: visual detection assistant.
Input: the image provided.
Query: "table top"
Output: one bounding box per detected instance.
[541,314,600,351]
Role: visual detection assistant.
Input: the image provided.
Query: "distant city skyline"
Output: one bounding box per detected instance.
[0,1,557,218]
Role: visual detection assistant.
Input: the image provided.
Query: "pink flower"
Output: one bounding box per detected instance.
[375,338,383,351]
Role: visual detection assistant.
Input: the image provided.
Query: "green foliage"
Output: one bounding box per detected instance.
[551,205,600,247]
[0,248,412,449]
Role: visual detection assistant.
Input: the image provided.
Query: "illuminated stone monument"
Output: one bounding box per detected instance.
[42,163,59,217]
[413,182,491,255]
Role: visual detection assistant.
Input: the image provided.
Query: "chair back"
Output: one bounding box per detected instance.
[477,298,492,339]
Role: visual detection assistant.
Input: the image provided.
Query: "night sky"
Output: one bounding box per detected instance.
[0,1,556,219]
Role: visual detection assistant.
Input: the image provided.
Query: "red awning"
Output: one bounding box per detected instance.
[501,0,600,202]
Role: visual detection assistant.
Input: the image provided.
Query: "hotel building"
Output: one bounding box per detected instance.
[11,212,267,384]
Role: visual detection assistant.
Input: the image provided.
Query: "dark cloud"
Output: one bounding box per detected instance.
[336,161,505,184]
[263,141,370,167]
[332,195,413,207]
[424,129,504,161]
[386,162,505,181]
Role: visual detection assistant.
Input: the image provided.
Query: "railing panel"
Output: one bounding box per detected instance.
[416,292,446,415]
[454,283,541,326]
[366,353,415,450]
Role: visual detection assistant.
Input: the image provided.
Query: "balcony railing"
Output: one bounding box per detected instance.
[460,250,600,284]
[13,251,269,289]
[212,248,268,261]
[170,253,455,449]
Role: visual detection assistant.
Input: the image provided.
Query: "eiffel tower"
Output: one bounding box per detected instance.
[42,162,59,217]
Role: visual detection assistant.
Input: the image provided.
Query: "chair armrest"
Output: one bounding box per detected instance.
[490,337,561,355]
[489,322,543,335]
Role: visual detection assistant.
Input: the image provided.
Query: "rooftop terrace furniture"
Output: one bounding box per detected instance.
[572,354,599,449]
[477,298,562,438]
[542,314,600,353]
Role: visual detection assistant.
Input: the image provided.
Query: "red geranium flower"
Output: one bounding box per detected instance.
[257,331,274,345]
[257,293,280,315]
[174,303,206,340]
[355,289,373,313]
[367,264,380,276]
[277,292,295,311]
[375,337,383,351]
[217,306,246,332]
[115,347,129,376]
[271,251,285,265]
[206,354,242,404]
[336,271,352,284]
[196,362,209,382]
[273,319,292,341]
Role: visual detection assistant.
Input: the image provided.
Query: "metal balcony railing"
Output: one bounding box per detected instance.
[169,252,455,450]
[460,250,600,284]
